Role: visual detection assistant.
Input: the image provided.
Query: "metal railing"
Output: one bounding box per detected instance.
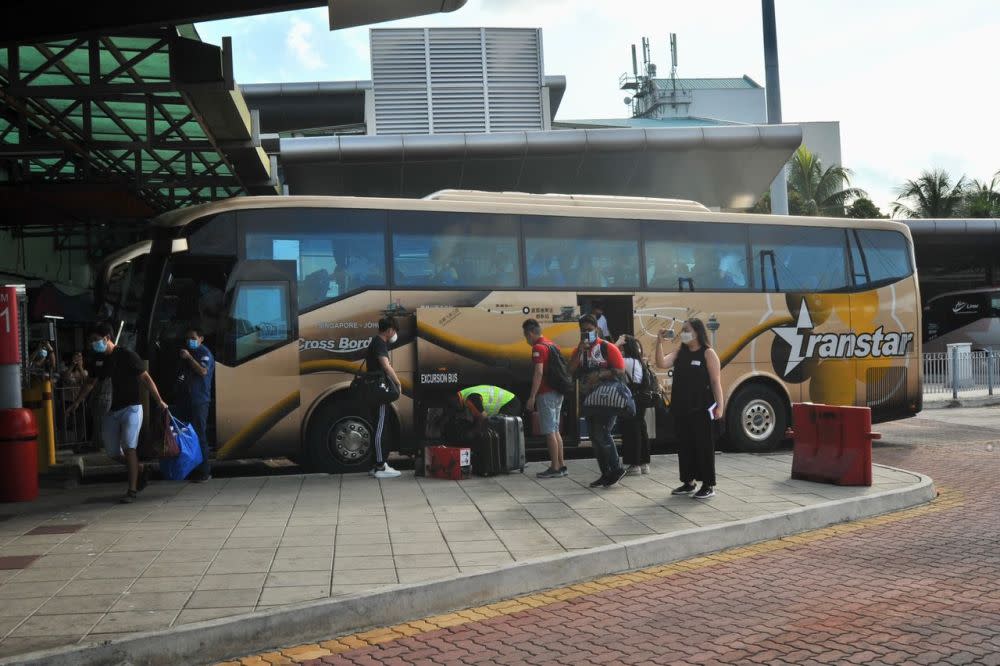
[922,350,999,401]
[52,385,92,451]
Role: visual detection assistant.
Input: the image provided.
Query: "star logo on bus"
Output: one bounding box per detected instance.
[772,299,814,377]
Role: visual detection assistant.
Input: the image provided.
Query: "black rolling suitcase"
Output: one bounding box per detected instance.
[487,415,526,473]
[471,428,504,477]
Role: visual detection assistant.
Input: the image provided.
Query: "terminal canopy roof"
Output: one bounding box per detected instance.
[0,28,277,225]
[0,0,468,45]
[278,124,803,210]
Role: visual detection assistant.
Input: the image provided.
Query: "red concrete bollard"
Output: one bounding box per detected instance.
[788,403,879,486]
[0,408,39,502]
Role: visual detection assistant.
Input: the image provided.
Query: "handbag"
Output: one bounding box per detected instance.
[582,380,636,418]
[350,360,400,405]
[140,408,180,459]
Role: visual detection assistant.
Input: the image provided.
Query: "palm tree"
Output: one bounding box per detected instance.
[891,169,967,218]
[961,173,1000,218]
[785,146,867,216]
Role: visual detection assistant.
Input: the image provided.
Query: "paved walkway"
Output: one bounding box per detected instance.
[219,407,1000,666]
[0,454,920,659]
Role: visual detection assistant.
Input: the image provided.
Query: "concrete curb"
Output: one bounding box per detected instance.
[923,396,1000,410]
[3,465,936,666]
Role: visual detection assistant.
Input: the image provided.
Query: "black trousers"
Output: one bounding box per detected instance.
[621,410,650,466]
[673,408,717,487]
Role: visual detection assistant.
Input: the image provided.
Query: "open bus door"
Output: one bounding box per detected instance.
[213,260,300,460]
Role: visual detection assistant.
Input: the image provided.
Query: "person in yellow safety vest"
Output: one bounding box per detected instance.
[455,385,523,429]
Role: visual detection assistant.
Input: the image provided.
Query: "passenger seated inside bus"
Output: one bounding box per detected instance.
[430,244,459,286]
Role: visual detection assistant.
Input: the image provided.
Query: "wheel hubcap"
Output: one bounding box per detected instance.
[328,417,371,462]
[742,399,775,442]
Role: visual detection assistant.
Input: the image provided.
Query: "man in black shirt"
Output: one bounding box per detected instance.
[71,323,168,503]
[365,316,402,479]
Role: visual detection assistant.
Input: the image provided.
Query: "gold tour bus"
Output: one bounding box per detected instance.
[97,190,922,473]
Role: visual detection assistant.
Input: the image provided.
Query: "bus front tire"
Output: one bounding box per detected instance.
[304,399,378,474]
[726,384,788,452]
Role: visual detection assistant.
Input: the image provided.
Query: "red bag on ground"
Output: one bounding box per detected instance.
[425,445,471,480]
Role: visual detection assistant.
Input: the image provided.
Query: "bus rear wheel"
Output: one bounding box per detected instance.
[304,399,375,474]
[726,384,787,452]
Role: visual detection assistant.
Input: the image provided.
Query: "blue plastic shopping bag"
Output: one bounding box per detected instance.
[159,415,203,481]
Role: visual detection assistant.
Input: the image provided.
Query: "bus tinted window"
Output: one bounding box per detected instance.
[645,222,749,291]
[232,283,292,362]
[524,216,640,289]
[854,229,912,285]
[242,208,387,311]
[751,225,849,292]
[391,212,520,288]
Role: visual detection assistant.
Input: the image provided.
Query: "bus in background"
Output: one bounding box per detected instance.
[96,191,922,473]
[924,287,1000,353]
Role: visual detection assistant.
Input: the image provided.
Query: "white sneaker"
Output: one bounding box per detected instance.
[640,464,650,475]
[374,464,401,479]
[625,465,642,476]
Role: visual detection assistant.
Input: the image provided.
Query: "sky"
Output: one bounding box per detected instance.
[196,0,1000,213]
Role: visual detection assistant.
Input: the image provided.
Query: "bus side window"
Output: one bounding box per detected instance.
[750,225,849,293]
[242,208,387,313]
[523,216,640,290]
[230,283,293,363]
[643,222,749,291]
[390,211,520,289]
[854,229,912,286]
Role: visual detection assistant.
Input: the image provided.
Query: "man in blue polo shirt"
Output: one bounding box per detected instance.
[176,327,214,482]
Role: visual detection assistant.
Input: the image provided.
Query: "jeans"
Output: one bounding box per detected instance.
[175,402,211,479]
[587,413,622,477]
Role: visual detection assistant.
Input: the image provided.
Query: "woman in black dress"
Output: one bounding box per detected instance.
[654,318,724,499]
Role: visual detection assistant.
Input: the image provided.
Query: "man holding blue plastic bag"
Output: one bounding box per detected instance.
[174,327,214,482]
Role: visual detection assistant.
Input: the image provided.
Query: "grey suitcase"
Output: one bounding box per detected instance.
[487,415,526,473]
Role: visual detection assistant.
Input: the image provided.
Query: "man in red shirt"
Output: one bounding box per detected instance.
[523,319,566,478]
[570,314,628,488]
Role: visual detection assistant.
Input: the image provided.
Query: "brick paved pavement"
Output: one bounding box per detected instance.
[222,407,1000,666]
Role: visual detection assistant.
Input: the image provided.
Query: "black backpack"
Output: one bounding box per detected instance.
[543,343,575,395]
[630,358,662,409]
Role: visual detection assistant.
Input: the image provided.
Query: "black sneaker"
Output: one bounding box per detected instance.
[120,490,137,504]
[589,476,606,488]
[693,486,716,499]
[559,466,568,477]
[536,467,562,479]
[137,465,149,492]
[671,483,697,496]
[603,467,627,488]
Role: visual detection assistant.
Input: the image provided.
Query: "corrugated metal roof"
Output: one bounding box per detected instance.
[653,76,761,91]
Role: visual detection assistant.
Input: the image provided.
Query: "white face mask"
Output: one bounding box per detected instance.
[389,332,398,345]
[680,331,695,344]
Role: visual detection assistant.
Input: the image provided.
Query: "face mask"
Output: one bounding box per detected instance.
[37,349,48,359]
[92,339,108,354]
[583,330,597,344]
[187,339,199,350]
[389,333,398,344]
[680,331,695,344]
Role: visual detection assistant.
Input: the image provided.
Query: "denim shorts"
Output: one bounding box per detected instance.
[536,391,564,436]
[102,404,143,458]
